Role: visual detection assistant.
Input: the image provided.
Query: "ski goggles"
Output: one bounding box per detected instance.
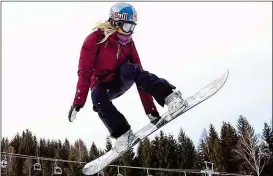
[115,21,136,33]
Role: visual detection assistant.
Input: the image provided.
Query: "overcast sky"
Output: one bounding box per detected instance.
[2,2,272,150]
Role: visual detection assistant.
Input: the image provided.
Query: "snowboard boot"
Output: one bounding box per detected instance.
[165,90,188,115]
[112,128,136,153]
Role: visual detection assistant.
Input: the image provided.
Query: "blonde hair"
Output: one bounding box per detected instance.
[93,21,118,44]
[93,20,122,59]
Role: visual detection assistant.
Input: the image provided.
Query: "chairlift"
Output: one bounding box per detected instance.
[33,163,42,171]
[147,168,153,176]
[1,160,8,169]
[53,160,62,175]
[98,170,105,176]
[53,166,62,175]
[1,155,8,169]
[33,157,42,171]
[117,166,123,176]
[203,161,215,176]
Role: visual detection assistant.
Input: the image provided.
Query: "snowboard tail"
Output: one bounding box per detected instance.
[83,69,229,175]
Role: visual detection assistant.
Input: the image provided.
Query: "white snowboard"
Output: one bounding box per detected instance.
[83,69,229,175]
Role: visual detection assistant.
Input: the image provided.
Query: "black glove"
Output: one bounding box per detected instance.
[68,104,83,122]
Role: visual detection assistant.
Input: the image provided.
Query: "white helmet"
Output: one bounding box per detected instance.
[109,2,137,33]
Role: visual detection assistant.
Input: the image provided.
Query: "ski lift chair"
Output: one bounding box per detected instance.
[1,155,8,169]
[33,157,42,171]
[204,161,214,171]
[53,166,62,175]
[147,168,153,176]
[203,161,215,176]
[1,160,7,169]
[98,170,105,176]
[117,166,123,176]
[53,160,62,175]
[33,163,42,171]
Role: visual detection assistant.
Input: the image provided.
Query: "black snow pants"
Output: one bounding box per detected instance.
[91,62,175,139]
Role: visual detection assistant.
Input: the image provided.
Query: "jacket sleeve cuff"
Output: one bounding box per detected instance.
[73,77,91,106]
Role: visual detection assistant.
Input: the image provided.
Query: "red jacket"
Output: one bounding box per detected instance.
[73,29,158,115]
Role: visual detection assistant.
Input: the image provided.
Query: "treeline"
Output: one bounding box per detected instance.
[1,115,273,176]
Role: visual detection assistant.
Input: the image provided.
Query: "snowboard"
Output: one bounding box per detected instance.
[82,69,229,175]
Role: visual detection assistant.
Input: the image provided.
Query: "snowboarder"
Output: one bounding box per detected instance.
[68,2,188,153]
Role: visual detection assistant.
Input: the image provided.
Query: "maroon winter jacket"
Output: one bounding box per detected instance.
[73,29,158,115]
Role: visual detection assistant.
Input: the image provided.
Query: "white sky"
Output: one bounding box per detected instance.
[2,2,272,150]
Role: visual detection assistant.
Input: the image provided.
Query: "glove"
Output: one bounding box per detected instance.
[148,111,161,124]
[68,104,83,122]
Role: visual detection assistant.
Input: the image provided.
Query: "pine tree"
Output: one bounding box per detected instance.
[22,158,32,176]
[135,138,152,176]
[10,133,22,176]
[68,139,89,175]
[60,138,70,174]
[137,138,152,167]
[10,133,21,153]
[36,138,50,176]
[261,122,273,176]
[62,138,71,160]
[15,129,38,176]
[166,134,180,176]
[262,122,273,154]
[220,121,239,173]
[196,129,210,169]
[104,136,117,176]
[46,140,57,175]
[18,129,38,156]
[1,137,9,152]
[151,131,166,169]
[39,138,46,156]
[7,145,16,176]
[150,131,179,176]
[119,148,135,176]
[194,152,204,170]
[88,142,103,176]
[237,115,254,137]
[207,124,222,171]
[177,128,196,170]
[89,142,100,161]
[105,136,112,152]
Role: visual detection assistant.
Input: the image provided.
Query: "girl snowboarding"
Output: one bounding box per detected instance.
[68,2,188,152]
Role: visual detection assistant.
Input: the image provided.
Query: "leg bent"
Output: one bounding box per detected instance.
[91,85,131,139]
[120,62,175,106]
[107,79,134,100]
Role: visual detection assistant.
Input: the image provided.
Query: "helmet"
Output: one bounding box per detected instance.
[109,2,137,33]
